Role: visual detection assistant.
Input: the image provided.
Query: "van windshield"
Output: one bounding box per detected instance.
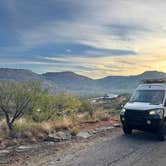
[129,90,165,105]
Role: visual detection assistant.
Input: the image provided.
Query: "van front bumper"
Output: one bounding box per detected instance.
[120,114,163,132]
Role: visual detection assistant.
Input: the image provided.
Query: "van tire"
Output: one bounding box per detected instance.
[122,125,132,134]
[157,122,166,141]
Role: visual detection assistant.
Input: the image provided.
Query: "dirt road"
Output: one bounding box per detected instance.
[45,130,166,166]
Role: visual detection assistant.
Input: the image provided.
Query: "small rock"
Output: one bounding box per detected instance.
[113,123,121,128]
[44,142,55,146]
[56,131,65,137]
[95,126,114,133]
[95,127,105,132]
[76,131,91,139]
[18,145,32,149]
[44,135,58,142]
[0,150,10,157]
[57,131,71,141]
[16,145,32,152]
[44,132,71,142]
[54,136,63,142]
[12,138,18,144]
[92,130,98,134]
[88,130,96,135]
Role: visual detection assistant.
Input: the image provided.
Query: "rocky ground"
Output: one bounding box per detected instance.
[0,120,120,166]
[2,123,166,166]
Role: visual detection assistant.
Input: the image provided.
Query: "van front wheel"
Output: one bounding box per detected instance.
[157,122,166,141]
[122,125,132,134]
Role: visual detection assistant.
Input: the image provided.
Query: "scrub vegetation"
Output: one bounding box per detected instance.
[0,81,129,145]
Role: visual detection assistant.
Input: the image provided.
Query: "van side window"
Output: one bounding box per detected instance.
[164,100,166,107]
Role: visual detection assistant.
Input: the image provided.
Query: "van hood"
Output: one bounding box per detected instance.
[124,102,163,111]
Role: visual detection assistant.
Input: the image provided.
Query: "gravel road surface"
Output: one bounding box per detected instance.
[45,130,166,166]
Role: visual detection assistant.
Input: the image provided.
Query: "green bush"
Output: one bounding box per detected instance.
[31,94,58,122]
[31,93,81,122]
[55,94,81,112]
[79,100,95,118]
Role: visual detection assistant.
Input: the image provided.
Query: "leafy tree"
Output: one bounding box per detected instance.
[0,81,42,131]
[32,94,58,122]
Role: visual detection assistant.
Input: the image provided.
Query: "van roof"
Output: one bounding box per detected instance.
[137,83,166,90]
[138,79,166,90]
[141,79,166,84]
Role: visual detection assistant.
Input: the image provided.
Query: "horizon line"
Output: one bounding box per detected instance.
[0,67,164,80]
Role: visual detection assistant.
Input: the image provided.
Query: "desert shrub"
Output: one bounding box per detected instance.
[31,93,81,122]
[31,94,58,122]
[54,94,81,123]
[79,100,95,119]
[55,94,81,114]
[69,126,80,136]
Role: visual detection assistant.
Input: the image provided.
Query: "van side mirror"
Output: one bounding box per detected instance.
[121,104,124,108]
[164,101,166,107]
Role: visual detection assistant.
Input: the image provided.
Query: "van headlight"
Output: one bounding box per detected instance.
[120,108,126,116]
[149,109,163,118]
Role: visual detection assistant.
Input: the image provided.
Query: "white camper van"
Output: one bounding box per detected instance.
[120,79,166,141]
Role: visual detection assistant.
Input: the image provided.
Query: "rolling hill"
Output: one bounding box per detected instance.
[96,71,166,94]
[1,68,166,95]
[43,70,166,95]
[0,68,56,92]
[42,71,98,94]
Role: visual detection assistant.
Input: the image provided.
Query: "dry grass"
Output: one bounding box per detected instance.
[16,118,73,132]
[0,117,74,142]
[0,106,120,144]
[51,118,73,131]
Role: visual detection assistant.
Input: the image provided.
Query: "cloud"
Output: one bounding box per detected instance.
[1,0,166,77]
[17,0,166,52]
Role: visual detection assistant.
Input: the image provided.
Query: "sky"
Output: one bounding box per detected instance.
[1,0,166,78]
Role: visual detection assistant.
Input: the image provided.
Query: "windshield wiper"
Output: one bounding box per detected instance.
[149,102,160,105]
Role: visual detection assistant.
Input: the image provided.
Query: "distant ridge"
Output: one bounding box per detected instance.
[0,68,42,81]
[43,70,166,94]
[42,71,96,93]
[1,68,166,95]
[0,68,56,92]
